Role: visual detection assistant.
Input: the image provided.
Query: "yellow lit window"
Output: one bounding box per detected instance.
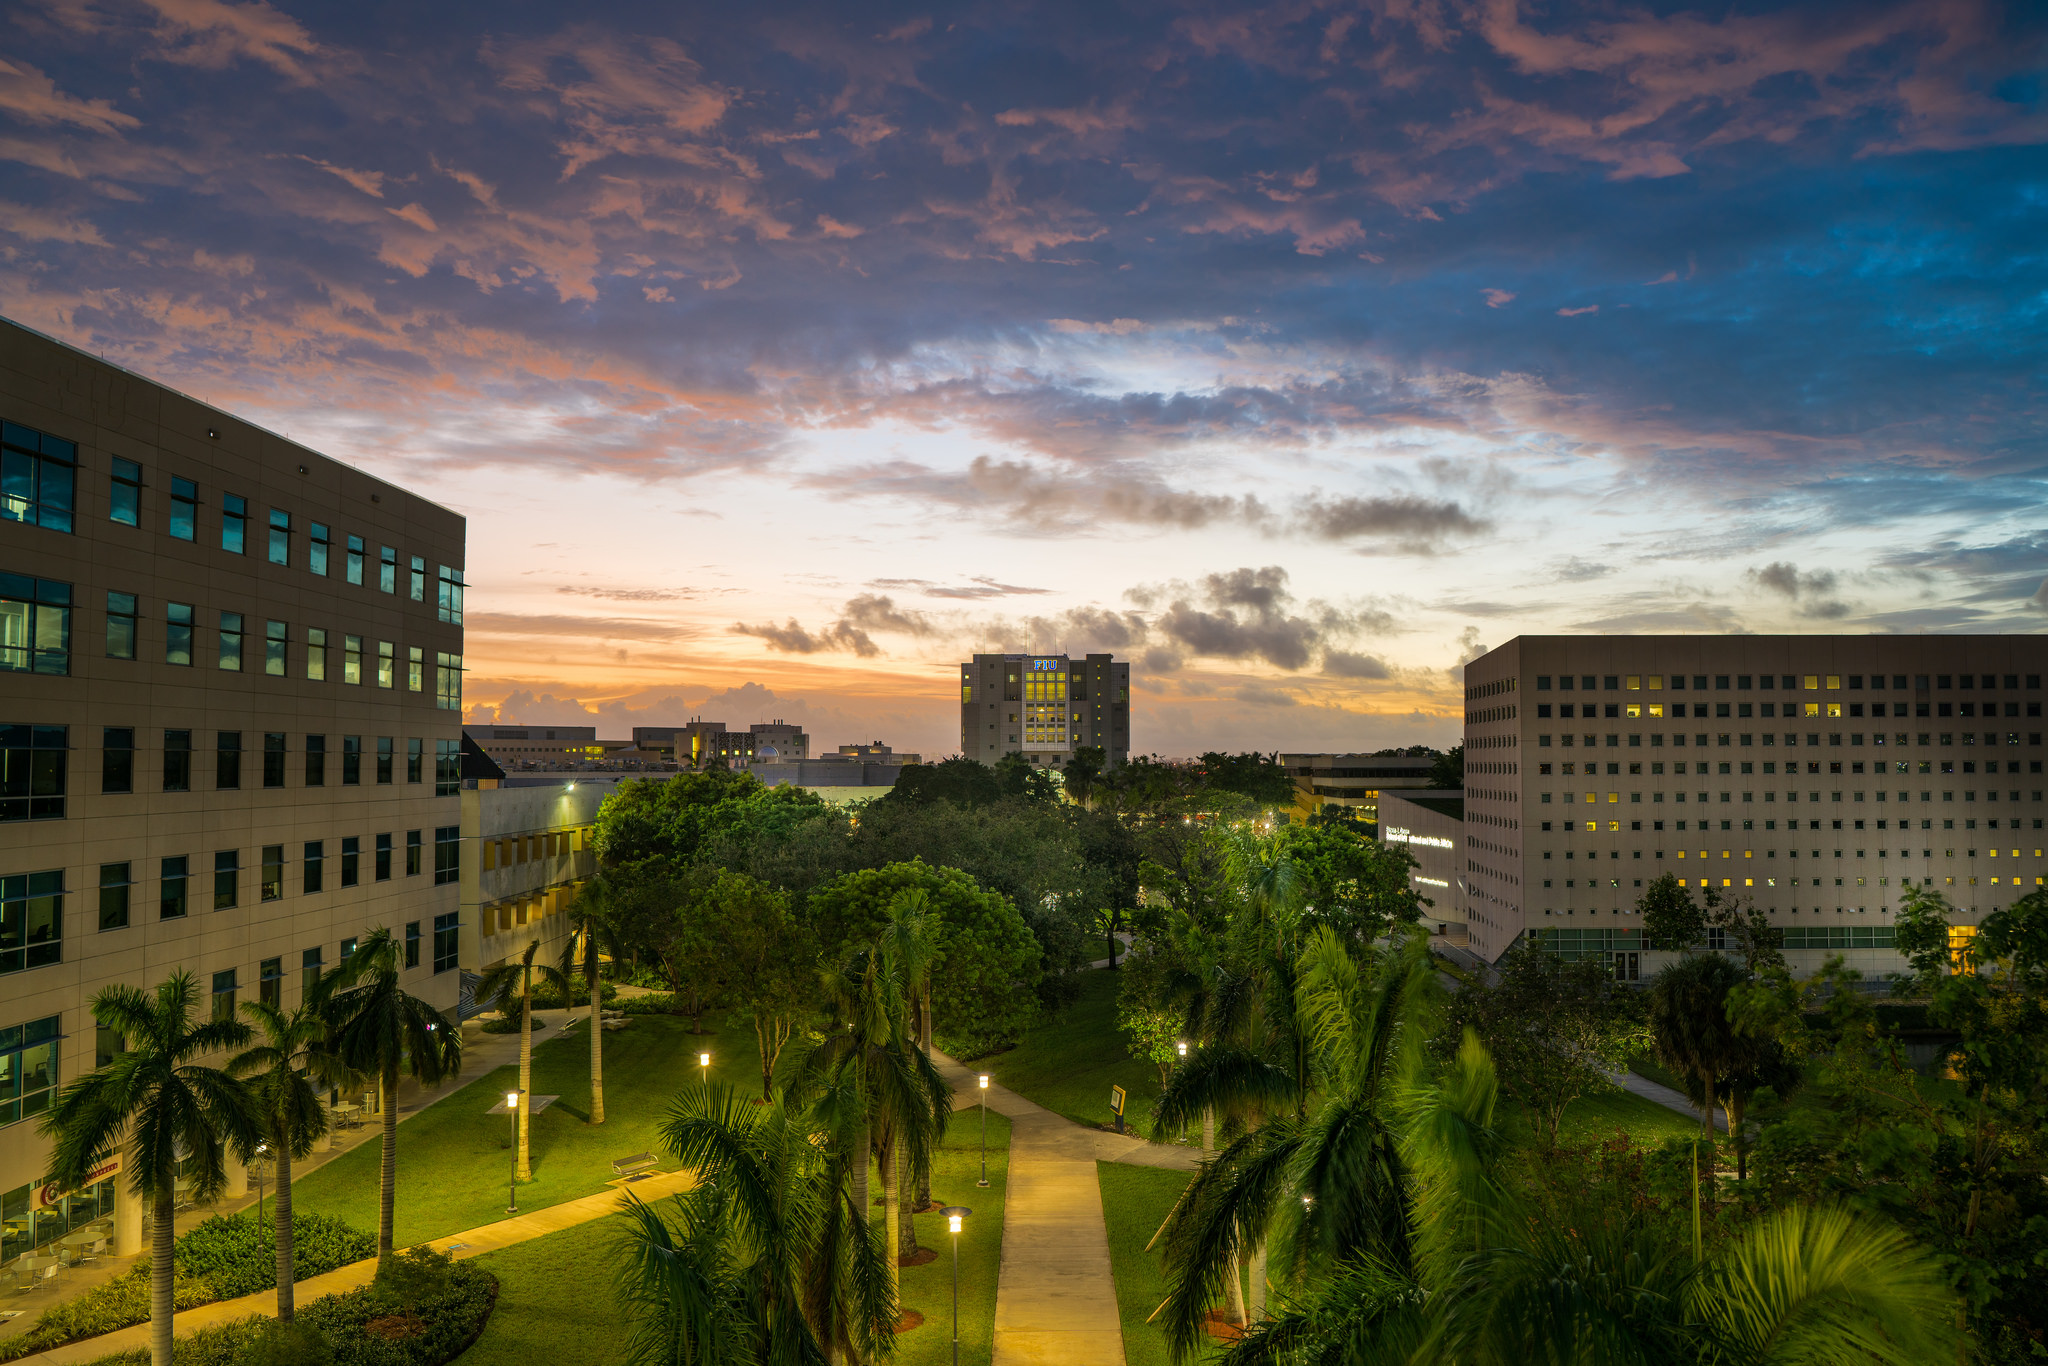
[1990,848,1999,857]
[1608,792,1619,803]
[1744,878,1754,887]
[1827,703,1842,718]
[1585,821,1596,831]
[1804,703,1821,717]
[1678,850,1686,858]
[1722,849,1730,859]
[1608,820,1620,831]
[1585,792,1595,803]
[1720,878,1731,887]
[1627,675,1641,690]
[1648,675,1663,690]
[1804,675,1819,690]
[1826,675,1841,690]
[1649,703,1664,717]
[1743,850,1752,858]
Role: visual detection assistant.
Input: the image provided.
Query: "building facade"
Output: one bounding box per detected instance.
[458,776,616,1005]
[1462,636,2047,978]
[958,653,1130,768]
[1378,790,1465,939]
[465,725,602,771]
[0,319,466,1262]
[1283,752,1438,826]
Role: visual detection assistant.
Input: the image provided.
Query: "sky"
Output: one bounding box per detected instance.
[4,0,2045,759]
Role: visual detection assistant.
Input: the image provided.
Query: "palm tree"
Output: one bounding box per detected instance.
[39,973,257,1366]
[228,998,342,1321]
[324,928,463,1263]
[476,937,569,1181]
[624,1081,894,1364]
[879,890,941,1262]
[561,883,626,1125]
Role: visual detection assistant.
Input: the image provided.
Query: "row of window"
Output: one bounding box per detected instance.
[1544,790,2037,810]
[1525,925,1900,962]
[1535,672,2040,692]
[0,419,464,621]
[0,830,459,977]
[1544,756,2041,775]
[1,574,464,710]
[1539,731,2038,750]
[1540,700,2041,720]
[0,726,462,821]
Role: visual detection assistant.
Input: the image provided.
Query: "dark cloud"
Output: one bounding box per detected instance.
[1143,565,1396,674]
[1322,651,1391,680]
[728,617,879,657]
[1747,561,1850,619]
[870,576,1052,599]
[1296,495,1490,553]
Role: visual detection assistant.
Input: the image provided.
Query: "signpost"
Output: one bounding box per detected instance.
[1109,1084,1127,1135]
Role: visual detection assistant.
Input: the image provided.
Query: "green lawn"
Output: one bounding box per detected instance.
[1497,1086,1706,1150]
[290,1012,767,1246]
[986,968,1171,1138]
[1098,1163,1218,1366]
[893,1108,1011,1366]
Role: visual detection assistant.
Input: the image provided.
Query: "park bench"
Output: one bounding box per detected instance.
[612,1152,660,1181]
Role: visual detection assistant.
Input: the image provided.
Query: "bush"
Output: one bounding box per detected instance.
[529,979,618,1009]
[241,1319,335,1366]
[615,992,679,1016]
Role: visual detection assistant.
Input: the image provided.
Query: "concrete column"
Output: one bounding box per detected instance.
[113,1171,145,1257]
[223,1151,249,1198]
[312,1093,334,1152]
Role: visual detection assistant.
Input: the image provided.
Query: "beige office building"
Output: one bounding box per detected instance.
[458,773,617,994]
[958,653,1130,768]
[0,319,466,1263]
[1461,636,2046,978]
[1283,752,1438,825]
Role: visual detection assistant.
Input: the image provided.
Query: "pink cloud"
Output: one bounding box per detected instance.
[1556,304,1600,317]
[1481,288,1516,308]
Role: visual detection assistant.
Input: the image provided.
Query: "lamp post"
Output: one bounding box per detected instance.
[505,1091,521,1214]
[976,1075,990,1188]
[940,1205,972,1366]
[698,1052,710,1088]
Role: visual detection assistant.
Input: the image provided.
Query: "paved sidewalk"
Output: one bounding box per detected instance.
[20,1166,695,1363]
[1612,1068,1729,1133]
[930,1049,1192,1366]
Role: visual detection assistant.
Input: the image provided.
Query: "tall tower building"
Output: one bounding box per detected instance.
[0,319,466,1261]
[958,652,1130,768]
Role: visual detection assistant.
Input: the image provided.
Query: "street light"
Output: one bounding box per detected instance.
[698,1052,710,1087]
[1176,1040,1187,1060]
[976,1075,990,1188]
[505,1092,521,1214]
[939,1205,972,1366]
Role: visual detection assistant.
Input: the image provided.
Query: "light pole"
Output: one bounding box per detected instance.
[698,1052,710,1088]
[505,1091,521,1214]
[976,1075,990,1188]
[940,1205,972,1366]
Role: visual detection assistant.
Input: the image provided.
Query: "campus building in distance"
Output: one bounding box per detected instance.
[0,319,466,1263]
[1283,752,1438,826]
[1460,636,2047,979]
[958,653,1130,769]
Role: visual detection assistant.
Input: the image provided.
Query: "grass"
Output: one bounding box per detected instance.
[454,1219,626,1366]
[1497,1087,1707,1150]
[986,968,1172,1139]
[892,1108,1011,1366]
[290,1011,768,1247]
[1098,1163,1217,1366]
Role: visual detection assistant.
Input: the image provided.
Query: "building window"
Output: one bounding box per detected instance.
[375,833,392,881]
[408,645,423,692]
[161,728,194,792]
[342,735,361,786]
[340,836,359,888]
[1,574,72,675]
[221,494,247,554]
[211,969,238,1021]
[0,1016,60,1124]
[98,862,130,930]
[267,509,290,566]
[437,566,464,624]
[263,732,286,788]
[406,829,422,876]
[261,845,283,901]
[165,601,193,666]
[96,1021,126,1068]
[377,640,394,689]
[433,825,459,885]
[159,857,188,919]
[405,921,421,969]
[110,458,142,527]
[1,872,63,975]
[259,958,282,1008]
[309,522,329,576]
[376,737,393,785]
[407,737,423,784]
[2,725,67,821]
[106,591,137,659]
[409,555,425,602]
[379,546,397,594]
[343,635,362,685]
[306,627,327,681]
[432,912,459,973]
[345,534,365,586]
[1,421,77,533]
[217,611,244,671]
[301,947,323,1001]
[265,620,287,675]
[436,653,462,711]
[169,477,197,541]
[216,731,241,790]
[303,841,324,894]
[435,739,460,796]
[213,850,239,909]
[101,726,133,794]
[305,734,325,787]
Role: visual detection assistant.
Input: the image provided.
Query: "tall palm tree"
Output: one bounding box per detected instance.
[228,998,342,1321]
[40,973,257,1366]
[561,883,625,1125]
[324,928,462,1263]
[878,891,941,1262]
[476,937,569,1181]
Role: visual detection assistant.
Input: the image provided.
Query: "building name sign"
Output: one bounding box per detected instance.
[34,1153,122,1209]
[1384,825,1454,850]
[1412,875,1450,888]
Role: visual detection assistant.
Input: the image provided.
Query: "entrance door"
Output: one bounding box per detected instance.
[1613,951,1639,982]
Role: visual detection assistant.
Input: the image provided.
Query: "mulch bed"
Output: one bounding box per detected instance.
[1202,1310,1247,1342]
[894,1309,927,1332]
[898,1247,939,1268]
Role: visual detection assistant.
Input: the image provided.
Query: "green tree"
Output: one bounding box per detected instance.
[1274,821,1429,944]
[1639,871,1706,949]
[1064,745,1108,807]
[228,998,341,1321]
[560,873,631,1125]
[1650,952,1787,1182]
[324,929,463,1264]
[708,871,821,1102]
[1425,743,1463,790]
[475,937,568,1182]
[40,973,258,1366]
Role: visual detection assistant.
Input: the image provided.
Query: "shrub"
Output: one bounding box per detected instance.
[241,1319,335,1366]
[529,979,618,1009]
[616,992,679,1016]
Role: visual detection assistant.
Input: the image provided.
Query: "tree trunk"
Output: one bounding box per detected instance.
[853,1116,870,1236]
[689,983,704,1034]
[1224,1252,1247,1328]
[917,988,933,1211]
[1251,1242,1267,1319]
[588,941,605,1125]
[880,1135,902,1307]
[517,993,533,1182]
[275,1143,295,1321]
[1727,1089,1747,1182]
[378,1065,399,1262]
[149,1190,174,1366]
[899,1141,921,1259]
[1699,1077,1717,1216]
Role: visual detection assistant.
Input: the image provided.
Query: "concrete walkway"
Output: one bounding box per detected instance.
[1609,1068,1729,1133]
[20,1166,696,1363]
[929,1050,1193,1366]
